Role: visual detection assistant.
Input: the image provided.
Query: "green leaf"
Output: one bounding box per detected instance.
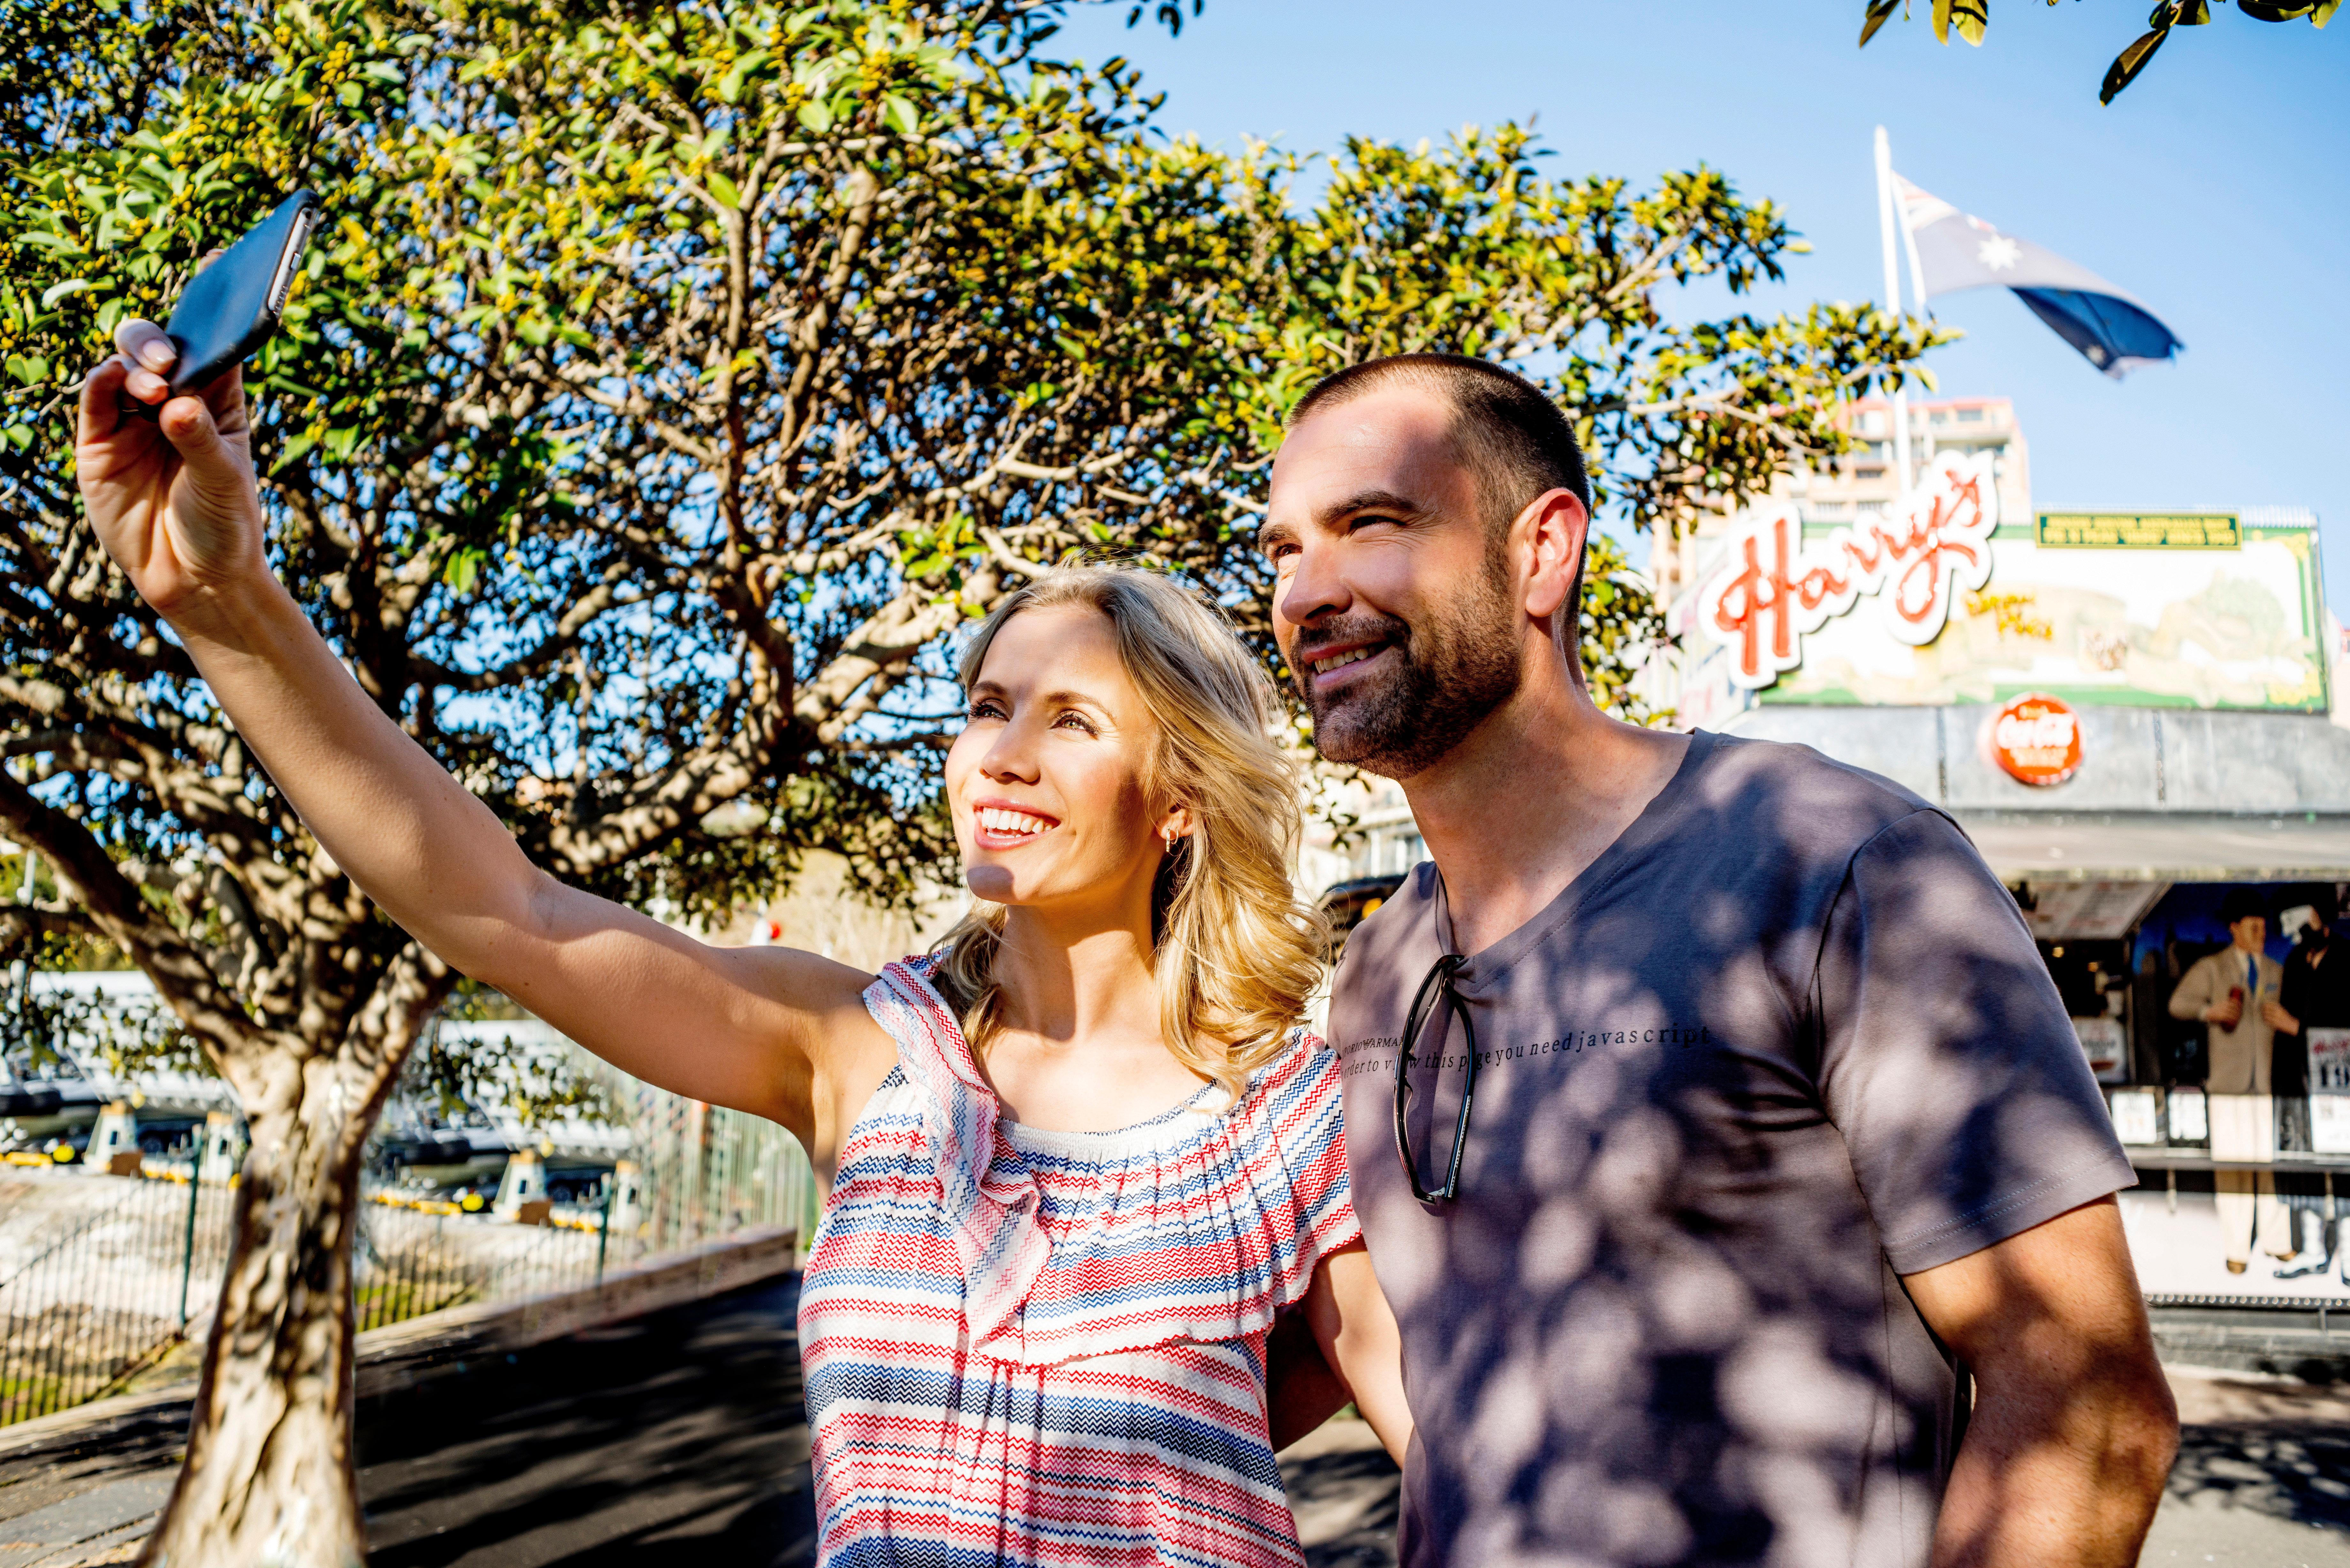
[39,278,88,309]
[270,431,319,473]
[797,99,834,133]
[706,171,741,210]
[883,94,919,136]
[2101,21,2172,102]
[715,49,769,103]
[443,546,485,594]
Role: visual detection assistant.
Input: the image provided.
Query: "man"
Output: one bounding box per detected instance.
[2272,888,2350,1061]
[1259,354,2177,1567]
[2168,889,2286,1272]
[2264,889,2349,1270]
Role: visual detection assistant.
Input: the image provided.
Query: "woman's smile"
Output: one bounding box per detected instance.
[974,800,1062,849]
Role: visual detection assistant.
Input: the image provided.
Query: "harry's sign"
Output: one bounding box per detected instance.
[1698,451,1999,691]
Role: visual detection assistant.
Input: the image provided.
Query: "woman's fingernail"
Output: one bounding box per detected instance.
[137,341,175,372]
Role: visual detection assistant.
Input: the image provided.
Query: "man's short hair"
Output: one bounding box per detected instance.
[1286,354,1595,661]
[1286,353,1594,533]
[2220,888,2269,926]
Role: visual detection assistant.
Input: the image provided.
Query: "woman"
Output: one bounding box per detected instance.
[80,326,1409,1567]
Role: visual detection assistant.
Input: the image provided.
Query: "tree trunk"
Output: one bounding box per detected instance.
[138,1098,370,1568]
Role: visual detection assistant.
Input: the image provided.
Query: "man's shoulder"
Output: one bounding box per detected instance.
[1676,729,1947,866]
[1340,861,1438,969]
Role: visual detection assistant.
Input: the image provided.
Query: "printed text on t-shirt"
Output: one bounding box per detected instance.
[1336,1024,1714,1077]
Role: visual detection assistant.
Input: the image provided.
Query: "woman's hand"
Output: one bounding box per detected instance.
[70,313,888,1166]
[76,316,270,625]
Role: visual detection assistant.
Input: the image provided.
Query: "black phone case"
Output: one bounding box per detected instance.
[160,189,322,397]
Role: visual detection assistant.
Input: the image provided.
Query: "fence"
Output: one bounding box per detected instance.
[1,1058,818,1429]
[0,1172,235,1426]
[586,1053,819,1255]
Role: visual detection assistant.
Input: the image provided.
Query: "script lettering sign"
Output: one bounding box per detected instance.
[1698,451,1999,691]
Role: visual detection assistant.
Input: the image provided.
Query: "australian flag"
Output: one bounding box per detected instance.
[1895,174,2183,379]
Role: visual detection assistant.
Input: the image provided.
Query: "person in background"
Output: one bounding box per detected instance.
[2269,887,2350,1064]
[2169,888,2287,1273]
[2266,889,2350,1276]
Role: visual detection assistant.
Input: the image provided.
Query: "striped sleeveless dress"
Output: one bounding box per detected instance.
[799,956,1361,1568]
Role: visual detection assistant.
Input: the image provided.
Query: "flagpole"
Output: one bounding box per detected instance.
[1874,126,1913,499]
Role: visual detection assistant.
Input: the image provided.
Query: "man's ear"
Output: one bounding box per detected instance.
[1517,487,1590,623]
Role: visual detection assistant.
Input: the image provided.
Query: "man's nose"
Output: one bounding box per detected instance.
[1275,538,1351,641]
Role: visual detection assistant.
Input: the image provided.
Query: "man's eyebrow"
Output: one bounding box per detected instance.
[1256,487,1434,554]
[1318,487,1431,528]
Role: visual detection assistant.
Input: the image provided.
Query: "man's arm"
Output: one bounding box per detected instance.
[1298,1242,1413,1465]
[2167,956,2219,1022]
[1902,1196,2178,1568]
[2267,955,2305,1036]
[1264,1308,1353,1451]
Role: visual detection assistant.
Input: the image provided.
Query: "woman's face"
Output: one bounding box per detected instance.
[945,604,1174,916]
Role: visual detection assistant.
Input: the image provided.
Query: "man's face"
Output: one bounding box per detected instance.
[1258,386,1527,780]
[2231,915,2267,953]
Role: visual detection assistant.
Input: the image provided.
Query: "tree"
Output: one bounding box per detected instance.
[1857,0,2339,102]
[1,0,1940,1558]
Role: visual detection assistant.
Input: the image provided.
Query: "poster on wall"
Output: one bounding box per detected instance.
[2170,1086,2208,1142]
[2311,1029,2350,1155]
[2073,1016,2128,1085]
[2107,1088,2160,1146]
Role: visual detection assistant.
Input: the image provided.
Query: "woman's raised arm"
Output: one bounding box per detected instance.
[77,324,891,1161]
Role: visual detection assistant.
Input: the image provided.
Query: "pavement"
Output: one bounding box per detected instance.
[7,1281,2350,1566]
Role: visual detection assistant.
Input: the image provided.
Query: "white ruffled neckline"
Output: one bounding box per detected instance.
[861,955,1329,1367]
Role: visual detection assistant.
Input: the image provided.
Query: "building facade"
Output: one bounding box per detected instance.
[1313,396,2350,1303]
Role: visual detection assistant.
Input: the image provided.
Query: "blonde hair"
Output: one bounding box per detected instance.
[930,565,1326,1103]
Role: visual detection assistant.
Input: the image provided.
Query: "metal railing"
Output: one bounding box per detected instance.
[0,1172,235,1426]
[2,1065,817,1427]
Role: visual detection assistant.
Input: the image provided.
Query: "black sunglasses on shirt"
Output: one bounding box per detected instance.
[1393,953,1479,1204]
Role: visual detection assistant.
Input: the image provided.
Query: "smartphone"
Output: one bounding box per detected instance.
[148,189,322,400]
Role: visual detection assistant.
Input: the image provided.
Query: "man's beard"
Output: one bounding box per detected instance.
[1293,554,1524,780]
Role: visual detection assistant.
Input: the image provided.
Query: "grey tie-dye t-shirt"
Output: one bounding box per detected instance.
[1329,729,2132,1568]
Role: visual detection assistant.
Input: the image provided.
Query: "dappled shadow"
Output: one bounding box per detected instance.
[2168,1425,2350,1535]
[1284,1441,1403,1568]
[360,1275,814,1568]
[1330,731,2139,1563]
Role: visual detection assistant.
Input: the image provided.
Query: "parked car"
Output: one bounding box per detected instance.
[1318,874,1407,961]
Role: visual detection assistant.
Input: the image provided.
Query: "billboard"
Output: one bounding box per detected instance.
[1680,462,2325,713]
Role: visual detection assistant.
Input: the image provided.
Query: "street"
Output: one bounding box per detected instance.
[8,1279,2350,1566]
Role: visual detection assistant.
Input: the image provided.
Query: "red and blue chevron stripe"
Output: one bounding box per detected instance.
[799,956,1359,1567]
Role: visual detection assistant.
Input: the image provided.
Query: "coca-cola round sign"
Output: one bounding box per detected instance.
[1990,692,2082,787]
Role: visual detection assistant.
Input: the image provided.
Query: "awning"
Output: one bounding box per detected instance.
[1960,811,2350,883]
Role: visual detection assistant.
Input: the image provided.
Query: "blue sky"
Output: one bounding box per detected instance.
[1050,1,2349,611]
